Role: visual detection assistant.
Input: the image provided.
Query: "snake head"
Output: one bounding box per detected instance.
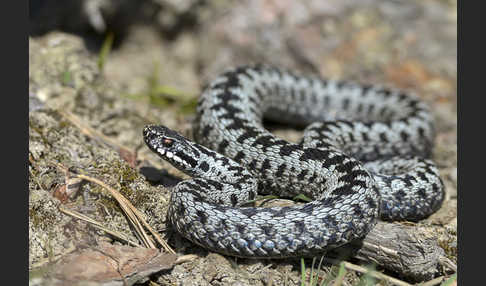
[143,125,198,171]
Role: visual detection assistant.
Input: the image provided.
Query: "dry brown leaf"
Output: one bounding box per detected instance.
[46,242,177,286]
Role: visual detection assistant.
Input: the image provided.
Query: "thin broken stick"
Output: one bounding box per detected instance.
[324,258,413,286]
[59,206,141,247]
[54,162,175,254]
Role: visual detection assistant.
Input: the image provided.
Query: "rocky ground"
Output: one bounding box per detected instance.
[29,0,457,285]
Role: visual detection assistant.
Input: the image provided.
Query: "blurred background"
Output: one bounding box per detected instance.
[29,0,456,104]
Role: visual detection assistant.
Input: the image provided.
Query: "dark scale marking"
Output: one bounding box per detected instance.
[261,159,271,171]
[417,188,427,199]
[234,151,246,162]
[348,132,355,142]
[176,204,186,216]
[331,185,357,197]
[249,106,259,116]
[237,132,254,144]
[360,84,372,95]
[379,106,388,118]
[299,89,307,102]
[248,159,258,170]
[351,179,368,189]
[194,145,216,158]
[275,164,287,177]
[207,180,224,190]
[217,104,243,117]
[403,175,416,186]
[417,171,428,181]
[196,210,208,224]
[336,80,348,89]
[218,157,230,166]
[294,221,306,235]
[215,92,240,105]
[230,194,238,206]
[202,125,212,137]
[310,91,318,104]
[252,135,278,150]
[366,194,378,209]
[334,160,357,173]
[261,225,275,236]
[273,84,281,99]
[300,148,331,161]
[290,87,297,100]
[373,145,381,156]
[297,169,308,180]
[367,104,375,115]
[236,223,246,234]
[399,117,410,125]
[228,166,244,172]
[272,207,291,218]
[418,127,426,138]
[144,66,443,258]
[342,98,350,110]
[400,131,410,142]
[379,88,392,98]
[361,132,370,142]
[301,204,316,214]
[340,121,355,130]
[193,179,212,191]
[338,170,368,184]
[218,140,230,154]
[326,155,348,169]
[236,66,255,81]
[398,93,408,102]
[280,144,301,156]
[239,207,259,218]
[236,128,261,144]
[181,184,204,200]
[248,93,260,106]
[257,181,265,192]
[176,151,198,168]
[308,174,317,183]
[379,133,389,143]
[255,88,265,101]
[199,161,210,172]
[352,204,363,216]
[395,189,407,200]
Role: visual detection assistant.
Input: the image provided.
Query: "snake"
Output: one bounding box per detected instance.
[143,65,444,258]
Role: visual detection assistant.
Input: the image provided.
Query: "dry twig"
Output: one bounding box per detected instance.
[53,162,175,254]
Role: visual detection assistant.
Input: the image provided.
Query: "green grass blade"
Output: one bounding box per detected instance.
[293,194,313,202]
[98,31,114,71]
[441,273,457,286]
[316,256,326,286]
[301,257,307,286]
[356,264,377,286]
[330,262,346,286]
[309,257,316,285]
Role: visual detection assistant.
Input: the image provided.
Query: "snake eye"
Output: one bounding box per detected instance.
[162,138,173,147]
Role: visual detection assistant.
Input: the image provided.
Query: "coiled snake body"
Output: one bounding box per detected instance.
[143,65,444,258]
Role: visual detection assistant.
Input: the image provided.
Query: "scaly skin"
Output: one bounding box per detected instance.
[143,65,444,258]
